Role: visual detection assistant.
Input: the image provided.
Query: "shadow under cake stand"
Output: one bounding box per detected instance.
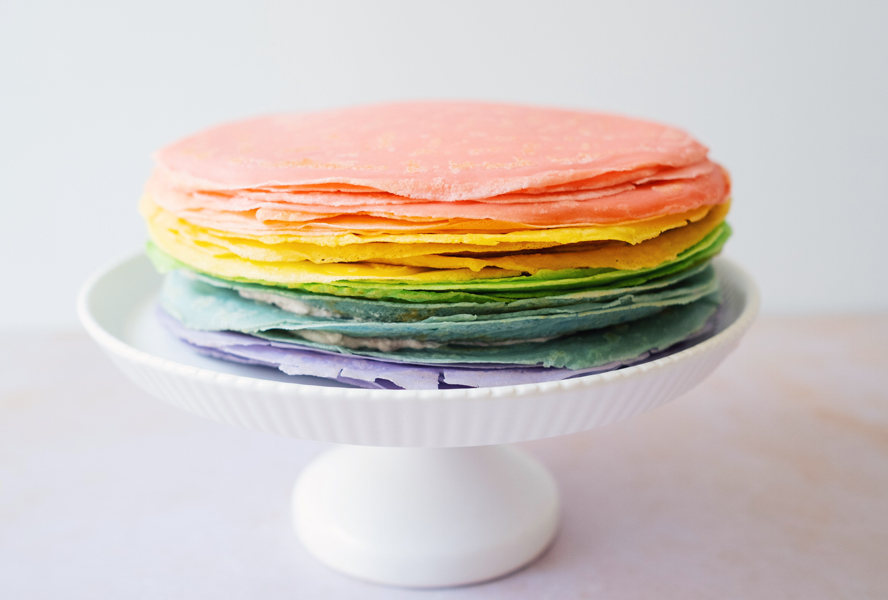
[78,254,758,588]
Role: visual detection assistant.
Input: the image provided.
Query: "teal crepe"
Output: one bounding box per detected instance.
[188,259,713,322]
[161,263,718,345]
[147,221,731,303]
[161,266,718,343]
[162,292,720,370]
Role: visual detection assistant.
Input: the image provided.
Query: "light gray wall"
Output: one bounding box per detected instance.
[2,1,886,328]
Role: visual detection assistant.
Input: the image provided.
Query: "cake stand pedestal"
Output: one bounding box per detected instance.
[294,445,558,586]
[78,254,757,588]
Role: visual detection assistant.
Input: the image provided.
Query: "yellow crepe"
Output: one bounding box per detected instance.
[148,222,523,283]
[141,198,714,264]
[144,200,728,284]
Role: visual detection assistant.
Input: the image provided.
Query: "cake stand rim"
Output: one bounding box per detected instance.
[77,251,759,404]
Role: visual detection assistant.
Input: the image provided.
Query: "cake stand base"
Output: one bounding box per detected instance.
[292,444,560,588]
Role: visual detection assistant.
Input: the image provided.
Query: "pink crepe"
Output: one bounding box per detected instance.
[149,163,728,231]
[153,166,727,233]
[154,102,710,202]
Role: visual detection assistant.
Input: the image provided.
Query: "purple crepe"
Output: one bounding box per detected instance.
[157,307,720,390]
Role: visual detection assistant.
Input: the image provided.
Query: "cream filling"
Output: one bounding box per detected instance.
[294,330,441,351]
[231,275,560,351]
[291,330,558,351]
[238,289,338,319]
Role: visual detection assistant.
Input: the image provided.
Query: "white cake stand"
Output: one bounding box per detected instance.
[78,254,758,588]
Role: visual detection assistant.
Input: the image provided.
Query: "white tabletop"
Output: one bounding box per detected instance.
[2,315,886,599]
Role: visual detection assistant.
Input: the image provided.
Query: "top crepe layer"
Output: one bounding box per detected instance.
[154,102,714,202]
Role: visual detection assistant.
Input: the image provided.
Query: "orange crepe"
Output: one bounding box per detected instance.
[153,102,711,202]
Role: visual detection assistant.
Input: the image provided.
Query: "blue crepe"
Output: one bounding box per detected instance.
[158,306,721,389]
[243,295,720,369]
[160,264,719,345]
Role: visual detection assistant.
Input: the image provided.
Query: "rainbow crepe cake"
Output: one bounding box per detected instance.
[141,102,732,389]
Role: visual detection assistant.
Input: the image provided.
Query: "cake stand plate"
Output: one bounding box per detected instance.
[78,254,758,588]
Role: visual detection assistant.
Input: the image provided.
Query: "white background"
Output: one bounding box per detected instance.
[1,0,886,328]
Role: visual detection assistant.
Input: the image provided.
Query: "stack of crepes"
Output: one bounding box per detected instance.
[141,102,732,389]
